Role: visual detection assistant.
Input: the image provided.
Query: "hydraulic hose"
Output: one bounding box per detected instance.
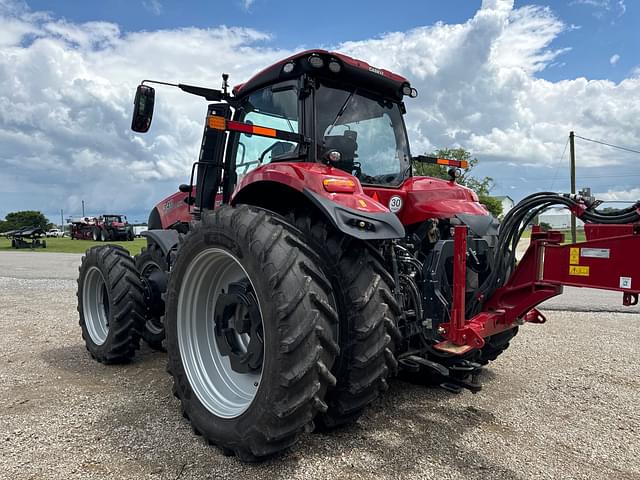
[466,192,640,317]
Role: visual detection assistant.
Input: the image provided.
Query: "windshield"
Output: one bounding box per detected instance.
[104,216,123,223]
[315,81,410,187]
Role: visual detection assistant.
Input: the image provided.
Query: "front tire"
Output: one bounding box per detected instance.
[77,245,146,363]
[165,205,339,461]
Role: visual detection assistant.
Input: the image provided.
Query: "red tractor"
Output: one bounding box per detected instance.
[76,50,640,461]
[70,214,134,241]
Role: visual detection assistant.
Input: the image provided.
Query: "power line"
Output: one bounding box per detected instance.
[574,135,640,155]
[500,173,640,181]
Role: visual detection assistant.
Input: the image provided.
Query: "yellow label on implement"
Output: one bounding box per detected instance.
[569,265,590,276]
[570,248,580,265]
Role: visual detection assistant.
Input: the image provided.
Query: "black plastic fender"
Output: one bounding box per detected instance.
[142,229,180,259]
[303,188,405,241]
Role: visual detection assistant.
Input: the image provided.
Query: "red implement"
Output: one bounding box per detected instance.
[436,224,640,353]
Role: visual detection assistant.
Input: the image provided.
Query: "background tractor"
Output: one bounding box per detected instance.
[70,214,134,241]
[76,50,640,461]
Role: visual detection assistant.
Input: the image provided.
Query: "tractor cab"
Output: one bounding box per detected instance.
[130,51,443,224]
[132,50,479,239]
[228,51,414,188]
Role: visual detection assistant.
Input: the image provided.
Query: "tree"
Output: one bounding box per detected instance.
[412,148,503,218]
[2,211,50,231]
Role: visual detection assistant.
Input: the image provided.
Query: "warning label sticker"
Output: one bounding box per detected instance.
[569,248,580,265]
[581,248,610,259]
[620,277,632,289]
[569,265,590,276]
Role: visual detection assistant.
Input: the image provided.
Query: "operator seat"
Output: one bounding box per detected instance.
[322,131,360,176]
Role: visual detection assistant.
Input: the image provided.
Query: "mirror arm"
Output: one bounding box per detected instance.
[178,84,224,101]
[141,79,233,102]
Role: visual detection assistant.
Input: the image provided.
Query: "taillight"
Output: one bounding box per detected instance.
[322,177,356,193]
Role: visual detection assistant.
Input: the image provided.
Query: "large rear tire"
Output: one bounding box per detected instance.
[135,243,168,351]
[289,211,401,429]
[165,205,339,461]
[77,245,146,363]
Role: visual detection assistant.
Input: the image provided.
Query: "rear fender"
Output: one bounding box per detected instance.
[231,162,405,240]
[142,229,180,259]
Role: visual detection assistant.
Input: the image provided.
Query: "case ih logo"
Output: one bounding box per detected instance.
[368,66,384,76]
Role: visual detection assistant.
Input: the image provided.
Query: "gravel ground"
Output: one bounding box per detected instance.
[0,252,639,480]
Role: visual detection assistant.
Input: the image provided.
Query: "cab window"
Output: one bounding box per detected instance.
[235,85,299,176]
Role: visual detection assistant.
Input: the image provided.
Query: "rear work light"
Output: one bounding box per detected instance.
[308,54,324,68]
[323,177,356,193]
[328,60,341,73]
[402,85,418,98]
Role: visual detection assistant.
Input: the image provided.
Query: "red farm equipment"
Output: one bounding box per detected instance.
[75,50,640,461]
[70,214,134,241]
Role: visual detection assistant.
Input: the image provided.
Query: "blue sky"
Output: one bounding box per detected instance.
[25,0,638,82]
[0,0,639,223]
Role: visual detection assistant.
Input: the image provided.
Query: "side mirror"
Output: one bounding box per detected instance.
[131,84,155,133]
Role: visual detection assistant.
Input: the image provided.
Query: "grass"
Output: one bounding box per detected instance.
[0,236,146,255]
[0,228,589,254]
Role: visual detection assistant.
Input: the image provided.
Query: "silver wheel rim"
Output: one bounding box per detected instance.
[83,266,110,345]
[177,248,263,419]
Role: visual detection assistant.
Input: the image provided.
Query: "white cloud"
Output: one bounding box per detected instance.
[340,1,640,170]
[609,53,620,65]
[570,0,626,17]
[572,0,610,7]
[595,188,640,202]
[241,0,255,11]
[142,0,163,16]
[0,0,639,219]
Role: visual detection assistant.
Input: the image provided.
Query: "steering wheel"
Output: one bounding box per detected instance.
[258,142,293,164]
[258,144,278,164]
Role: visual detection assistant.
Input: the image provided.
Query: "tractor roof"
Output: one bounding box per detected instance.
[233,49,412,101]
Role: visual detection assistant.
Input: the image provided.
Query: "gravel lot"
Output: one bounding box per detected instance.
[1,251,639,480]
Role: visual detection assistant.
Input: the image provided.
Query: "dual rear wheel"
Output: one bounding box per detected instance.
[77,206,344,460]
[77,245,146,363]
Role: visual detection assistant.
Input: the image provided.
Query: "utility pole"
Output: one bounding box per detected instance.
[569,131,576,243]
[82,200,85,217]
[60,209,63,229]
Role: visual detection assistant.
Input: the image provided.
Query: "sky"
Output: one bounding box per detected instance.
[0,0,639,223]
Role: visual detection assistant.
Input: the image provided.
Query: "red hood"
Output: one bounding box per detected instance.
[363,176,489,226]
